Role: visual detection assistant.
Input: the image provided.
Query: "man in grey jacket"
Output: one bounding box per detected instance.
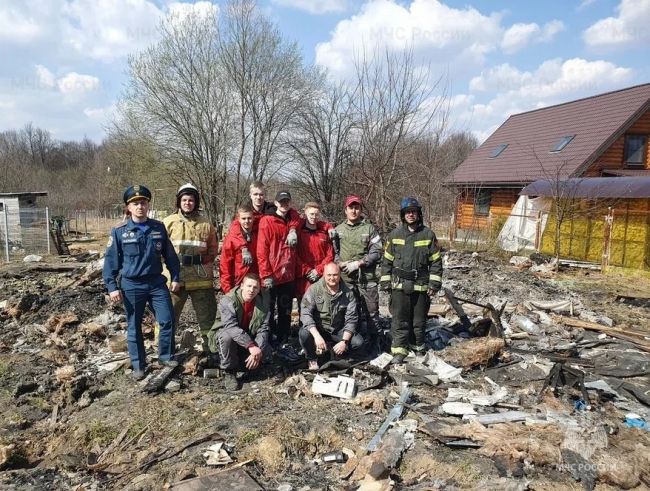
[208,273,270,390]
[299,262,364,370]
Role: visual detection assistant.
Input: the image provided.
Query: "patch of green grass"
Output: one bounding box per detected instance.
[237,428,262,447]
[126,418,149,440]
[25,396,50,411]
[0,360,10,379]
[84,420,120,449]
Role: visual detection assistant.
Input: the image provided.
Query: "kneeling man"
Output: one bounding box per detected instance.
[208,273,270,391]
[299,262,364,370]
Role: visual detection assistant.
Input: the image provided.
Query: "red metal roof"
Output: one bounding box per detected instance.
[448,83,650,185]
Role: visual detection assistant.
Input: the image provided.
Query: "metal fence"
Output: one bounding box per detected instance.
[0,206,51,262]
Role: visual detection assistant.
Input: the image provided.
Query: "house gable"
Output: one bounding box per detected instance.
[448,83,650,186]
[584,107,650,176]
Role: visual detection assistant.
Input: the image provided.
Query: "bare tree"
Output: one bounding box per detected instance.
[286,82,354,216]
[219,0,317,206]
[348,48,446,230]
[410,130,478,223]
[115,8,233,223]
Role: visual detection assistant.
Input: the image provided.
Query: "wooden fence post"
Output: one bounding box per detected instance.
[449,212,456,243]
[602,207,613,271]
[534,211,542,252]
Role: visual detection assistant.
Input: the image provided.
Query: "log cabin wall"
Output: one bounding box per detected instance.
[455,188,520,230]
[585,108,650,176]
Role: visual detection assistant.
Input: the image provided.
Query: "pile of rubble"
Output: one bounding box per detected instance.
[0,251,649,490]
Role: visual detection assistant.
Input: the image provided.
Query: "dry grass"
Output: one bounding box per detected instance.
[440,337,505,368]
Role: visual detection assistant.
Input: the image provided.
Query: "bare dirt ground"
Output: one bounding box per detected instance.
[1,249,649,490]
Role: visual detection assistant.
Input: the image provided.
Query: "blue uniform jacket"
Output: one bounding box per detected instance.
[103,218,181,293]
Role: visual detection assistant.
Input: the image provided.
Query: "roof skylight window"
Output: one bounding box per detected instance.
[488,143,508,158]
[550,135,575,152]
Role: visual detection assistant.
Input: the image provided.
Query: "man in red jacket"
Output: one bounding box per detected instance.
[256,190,298,345]
[295,202,335,300]
[219,204,257,294]
[231,181,302,235]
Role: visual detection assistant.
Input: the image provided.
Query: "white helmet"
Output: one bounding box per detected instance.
[176,183,200,209]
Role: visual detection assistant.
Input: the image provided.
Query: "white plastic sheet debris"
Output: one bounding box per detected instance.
[23,255,43,262]
[510,315,542,335]
[524,299,578,314]
[446,384,508,407]
[509,256,532,268]
[441,402,477,416]
[203,442,233,466]
[369,352,393,370]
[311,375,357,399]
[498,195,551,252]
[423,353,464,383]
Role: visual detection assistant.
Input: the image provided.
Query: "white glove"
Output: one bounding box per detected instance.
[241,247,253,266]
[263,278,274,289]
[286,228,297,247]
[328,229,338,240]
[342,260,360,273]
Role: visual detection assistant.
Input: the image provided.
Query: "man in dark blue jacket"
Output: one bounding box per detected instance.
[103,185,181,380]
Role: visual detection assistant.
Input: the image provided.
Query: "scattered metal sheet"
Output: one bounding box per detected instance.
[367,383,412,452]
[466,411,534,425]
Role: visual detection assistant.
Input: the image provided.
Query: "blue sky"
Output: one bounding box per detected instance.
[0,0,648,143]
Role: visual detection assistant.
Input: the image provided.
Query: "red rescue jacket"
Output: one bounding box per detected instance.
[219,224,257,293]
[230,202,301,233]
[256,211,297,285]
[295,221,335,298]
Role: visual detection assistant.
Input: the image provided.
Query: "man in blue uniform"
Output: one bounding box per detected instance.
[103,185,181,380]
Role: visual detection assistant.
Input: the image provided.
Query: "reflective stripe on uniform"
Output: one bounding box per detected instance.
[414,239,431,247]
[172,239,207,248]
[384,251,395,261]
[391,346,409,356]
[183,279,214,290]
[429,274,442,283]
[429,251,441,261]
[392,238,405,245]
[379,275,391,282]
[393,283,428,292]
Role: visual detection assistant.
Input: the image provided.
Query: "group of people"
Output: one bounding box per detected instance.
[102,181,443,389]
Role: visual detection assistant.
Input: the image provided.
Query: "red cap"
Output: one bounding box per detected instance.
[344,195,362,208]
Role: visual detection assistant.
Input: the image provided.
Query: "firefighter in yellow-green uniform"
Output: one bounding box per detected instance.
[163,184,219,356]
[380,197,443,364]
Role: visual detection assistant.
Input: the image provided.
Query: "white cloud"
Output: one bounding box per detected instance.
[271,0,347,15]
[57,72,100,94]
[578,0,597,10]
[540,20,565,41]
[501,23,539,53]
[35,64,56,88]
[84,103,116,120]
[461,58,633,142]
[469,63,532,92]
[315,0,503,77]
[0,3,43,43]
[167,1,219,22]
[583,0,650,48]
[501,20,564,53]
[471,58,632,99]
[61,0,164,61]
